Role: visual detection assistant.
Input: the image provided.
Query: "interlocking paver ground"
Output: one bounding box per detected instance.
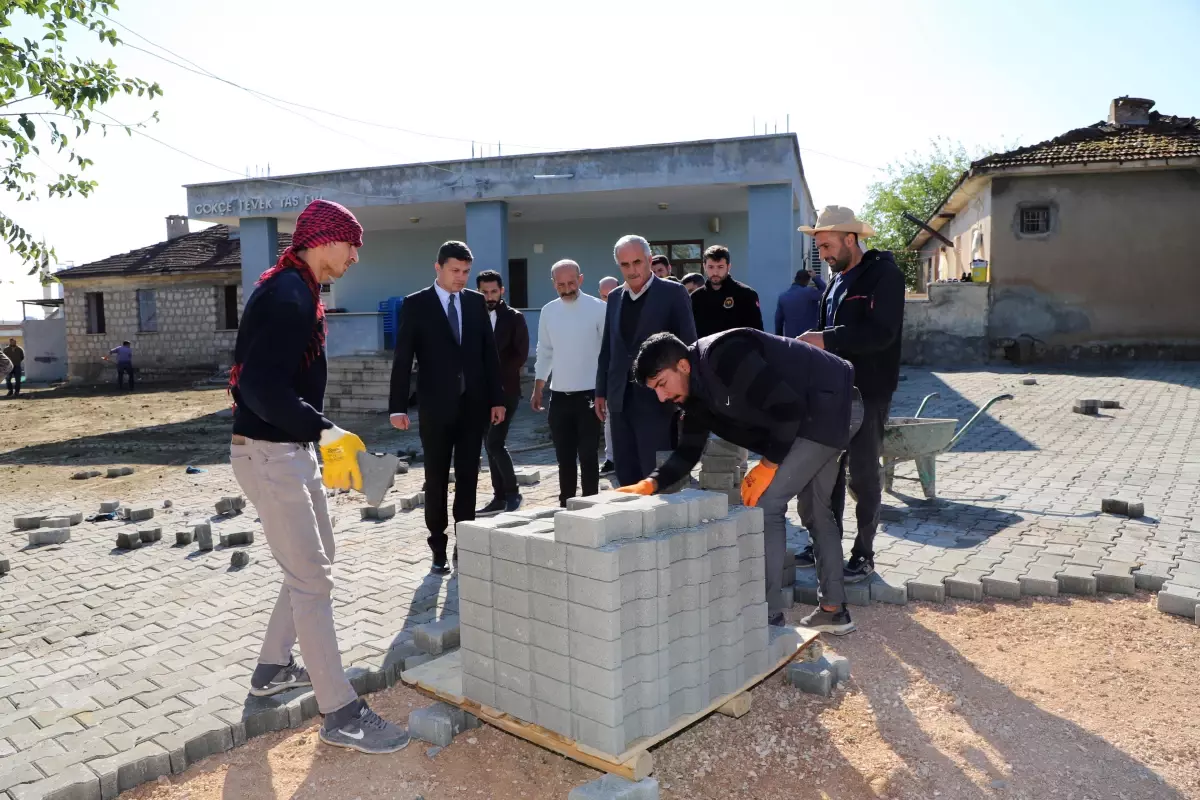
[1,363,1199,797]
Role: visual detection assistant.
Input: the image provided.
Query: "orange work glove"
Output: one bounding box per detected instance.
[740,462,778,507]
[616,479,656,496]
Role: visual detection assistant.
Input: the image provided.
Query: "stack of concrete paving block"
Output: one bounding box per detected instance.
[455,488,769,756]
[697,437,748,507]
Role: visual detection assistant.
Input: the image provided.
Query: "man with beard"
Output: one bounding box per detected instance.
[533,260,607,506]
[690,244,764,337]
[796,206,904,584]
[475,270,530,515]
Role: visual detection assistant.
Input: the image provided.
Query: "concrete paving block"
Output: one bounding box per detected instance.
[531,645,571,682]
[844,580,872,607]
[535,698,573,737]
[462,674,495,706]
[787,661,833,696]
[569,603,622,640]
[530,593,569,628]
[360,503,396,520]
[218,530,253,547]
[491,526,532,565]
[494,609,532,644]
[709,662,746,697]
[1095,560,1136,594]
[705,517,739,550]
[616,538,657,575]
[569,573,622,612]
[515,468,541,486]
[709,544,740,576]
[570,628,623,670]
[701,454,741,472]
[622,569,659,603]
[710,570,740,600]
[128,506,155,522]
[531,564,569,599]
[30,526,71,545]
[1020,565,1061,597]
[230,551,251,568]
[907,570,951,603]
[740,577,767,608]
[699,471,737,491]
[194,523,213,552]
[459,624,494,658]
[40,516,70,528]
[670,555,711,589]
[571,684,633,727]
[668,608,705,641]
[1056,564,1098,595]
[1134,561,1176,591]
[495,685,535,720]
[819,653,851,685]
[7,762,102,800]
[529,534,568,571]
[668,582,709,615]
[555,507,619,548]
[768,625,801,663]
[743,622,769,653]
[154,715,235,775]
[654,492,702,529]
[737,531,765,560]
[945,569,988,601]
[742,601,768,630]
[462,649,495,681]
[568,543,621,581]
[709,594,741,625]
[14,513,48,529]
[1156,584,1200,618]
[869,573,911,605]
[458,573,494,607]
[629,494,690,532]
[531,619,570,656]
[495,635,531,671]
[982,569,1024,600]
[668,683,711,718]
[667,527,709,562]
[744,647,769,677]
[408,702,474,747]
[174,529,194,546]
[456,519,495,555]
[414,616,461,655]
[621,597,663,632]
[458,550,492,582]
[493,558,532,591]
[622,624,668,661]
[88,740,172,799]
[572,714,631,757]
[0,556,9,575]
[115,530,142,550]
[495,657,534,696]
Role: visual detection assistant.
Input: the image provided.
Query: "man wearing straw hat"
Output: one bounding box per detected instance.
[796,206,904,584]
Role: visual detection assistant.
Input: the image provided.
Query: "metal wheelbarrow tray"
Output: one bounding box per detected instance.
[881,392,1012,500]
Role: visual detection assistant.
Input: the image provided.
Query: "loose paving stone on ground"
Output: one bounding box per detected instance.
[1,363,1199,797]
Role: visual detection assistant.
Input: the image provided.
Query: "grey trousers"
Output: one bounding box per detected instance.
[757,437,845,612]
[231,439,358,715]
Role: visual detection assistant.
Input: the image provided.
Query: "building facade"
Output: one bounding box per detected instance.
[911,97,1200,361]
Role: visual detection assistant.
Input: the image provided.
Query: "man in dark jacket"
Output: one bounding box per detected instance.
[690,245,764,337]
[619,329,862,636]
[475,270,529,515]
[797,206,904,583]
[3,339,23,396]
[230,199,409,754]
[775,269,823,338]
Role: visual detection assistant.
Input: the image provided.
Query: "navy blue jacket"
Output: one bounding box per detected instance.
[232,270,333,443]
[651,328,855,489]
[596,276,697,413]
[774,282,824,338]
[817,250,905,400]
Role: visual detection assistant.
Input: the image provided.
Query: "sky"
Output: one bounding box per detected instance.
[2,0,1198,319]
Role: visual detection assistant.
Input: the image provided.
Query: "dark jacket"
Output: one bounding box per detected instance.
[651,328,855,489]
[818,250,904,400]
[3,344,23,366]
[232,270,333,443]
[775,282,823,338]
[596,277,697,414]
[491,301,529,397]
[690,276,763,338]
[389,285,504,423]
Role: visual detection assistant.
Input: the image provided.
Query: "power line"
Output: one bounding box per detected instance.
[101,14,561,154]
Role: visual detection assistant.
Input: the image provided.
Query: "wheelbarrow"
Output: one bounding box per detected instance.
[881,392,1013,500]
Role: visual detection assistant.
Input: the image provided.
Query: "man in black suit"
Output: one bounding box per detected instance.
[595,234,697,486]
[389,241,506,574]
[475,269,529,516]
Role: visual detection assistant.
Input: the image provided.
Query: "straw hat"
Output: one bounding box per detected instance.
[798,205,876,237]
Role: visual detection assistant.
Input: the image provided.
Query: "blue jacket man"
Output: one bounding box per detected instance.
[775,269,824,338]
[595,235,697,487]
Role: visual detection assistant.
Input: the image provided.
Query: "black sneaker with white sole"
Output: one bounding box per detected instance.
[320,704,410,754]
[843,554,875,583]
[800,605,856,635]
[249,658,311,697]
[796,545,815,568]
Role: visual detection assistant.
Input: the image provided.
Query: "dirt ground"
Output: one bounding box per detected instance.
[111,596,1198,800]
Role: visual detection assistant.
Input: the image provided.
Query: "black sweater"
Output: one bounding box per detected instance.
[231,270,333,443]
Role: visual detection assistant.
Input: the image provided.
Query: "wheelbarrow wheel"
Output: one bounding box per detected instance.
[916,454,937,500]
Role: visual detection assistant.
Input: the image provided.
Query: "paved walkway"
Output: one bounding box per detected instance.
[1,364,1199,799]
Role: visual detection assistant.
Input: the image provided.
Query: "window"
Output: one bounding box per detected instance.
[508,259,528,308]
[1020,206,1050,235]
[85,292,106,334]
[650,240,704,278]
[137,289,158,332]
[220,285,239,330]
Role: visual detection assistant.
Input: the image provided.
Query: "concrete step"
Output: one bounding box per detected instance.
[328,356,392,372]
[326,369,391,385]
[327,382,392,398]
[325,395,389,413]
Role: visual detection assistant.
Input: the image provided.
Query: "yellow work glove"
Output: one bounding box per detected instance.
[740,462,778,507]
[319,425,366,492]
[616,479,657,496]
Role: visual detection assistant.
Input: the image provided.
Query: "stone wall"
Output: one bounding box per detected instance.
[901,282,990,365]
[63,272,242,382]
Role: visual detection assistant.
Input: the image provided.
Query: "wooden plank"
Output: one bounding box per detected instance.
[400,625,819,778]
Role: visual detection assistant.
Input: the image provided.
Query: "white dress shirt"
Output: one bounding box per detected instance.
[489,309,497,330]
[433,281,463,341]
[535,293,606,392]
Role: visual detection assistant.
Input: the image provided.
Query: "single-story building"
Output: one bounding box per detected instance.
[185,133,818,359]
[55,218,291,382]
[908,96,1200,362]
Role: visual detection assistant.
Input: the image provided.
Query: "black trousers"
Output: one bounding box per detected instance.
[5,365,21,395]
[117,364,135,390]
[610,382,674,487]
[548,390,601,506]
[420,408,486,560]
[832,393,891,562]
[485,393,520,499]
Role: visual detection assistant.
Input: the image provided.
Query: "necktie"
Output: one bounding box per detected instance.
[447,293,461,344]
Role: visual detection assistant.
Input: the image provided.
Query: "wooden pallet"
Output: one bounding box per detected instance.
[400,625,820,780]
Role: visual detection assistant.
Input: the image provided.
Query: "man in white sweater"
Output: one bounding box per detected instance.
[532,260,608,507]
